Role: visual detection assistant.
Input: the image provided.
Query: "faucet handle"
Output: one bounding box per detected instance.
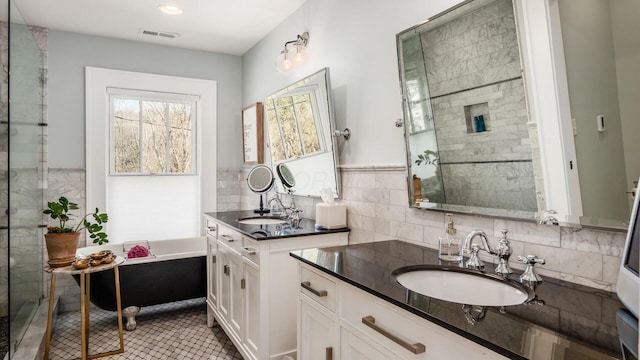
[465,244,484,269]
[517,255,545,265]
[517,255,545,284]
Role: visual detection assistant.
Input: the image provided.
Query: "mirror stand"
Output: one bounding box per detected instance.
[254,194,270,214]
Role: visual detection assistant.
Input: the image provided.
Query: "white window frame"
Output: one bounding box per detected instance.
[107,88,199,176]
[86,67,217,241]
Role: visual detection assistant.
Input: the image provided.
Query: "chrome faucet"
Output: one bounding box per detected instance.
[463,230,494,269]
[463,229,512,275]
[267,193,286,216]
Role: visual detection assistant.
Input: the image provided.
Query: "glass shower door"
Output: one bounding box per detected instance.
[5,0,46,356]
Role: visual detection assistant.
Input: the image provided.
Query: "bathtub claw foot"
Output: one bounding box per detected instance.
[123,306,140,331]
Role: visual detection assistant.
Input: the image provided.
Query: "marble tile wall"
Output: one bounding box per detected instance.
[49,161,626,314]
[421,0,520,97]
[338,165,626,292]
[217,168,241,211]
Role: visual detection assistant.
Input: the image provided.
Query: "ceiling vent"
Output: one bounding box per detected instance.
[139,29,181,39]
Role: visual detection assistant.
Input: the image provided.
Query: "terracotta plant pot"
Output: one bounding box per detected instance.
[45,232,80,267]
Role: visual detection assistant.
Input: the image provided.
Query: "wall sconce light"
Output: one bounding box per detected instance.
[276,32,310,74]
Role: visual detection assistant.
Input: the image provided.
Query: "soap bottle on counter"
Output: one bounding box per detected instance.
[439,214,462,262]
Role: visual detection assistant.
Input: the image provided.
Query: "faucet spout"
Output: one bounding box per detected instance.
[463,230,495,255]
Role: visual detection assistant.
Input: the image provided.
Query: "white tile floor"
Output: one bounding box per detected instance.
[50,298,243,359]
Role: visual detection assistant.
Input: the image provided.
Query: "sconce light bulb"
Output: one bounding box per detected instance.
[292,43,309,66]
[276,49,293,74]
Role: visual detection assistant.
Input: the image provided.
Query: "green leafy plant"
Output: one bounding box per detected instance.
[415,149,440,167]
[43,197,109,245]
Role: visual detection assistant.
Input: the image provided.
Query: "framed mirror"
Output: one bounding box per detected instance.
[263,68,340,198]
[397,0,545,221]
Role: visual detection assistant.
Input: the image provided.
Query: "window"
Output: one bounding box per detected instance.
[87,68,217,243]
[265,91,322,163]
[109,89,198,175]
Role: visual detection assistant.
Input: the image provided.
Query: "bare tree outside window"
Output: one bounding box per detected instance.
[265,91,322,163]
[112,96,195,174]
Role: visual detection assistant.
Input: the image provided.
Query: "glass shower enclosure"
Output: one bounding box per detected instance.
[1,0,47,357]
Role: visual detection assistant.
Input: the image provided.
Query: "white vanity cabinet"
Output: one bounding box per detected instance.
[205,219,218,327]
[204,215,348,360]
[297,263,510,360]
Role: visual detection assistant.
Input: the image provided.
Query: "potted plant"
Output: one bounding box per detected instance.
[43,196,109,267]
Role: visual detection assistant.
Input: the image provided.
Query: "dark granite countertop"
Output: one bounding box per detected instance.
[204,211,349,241]
[290,240,623,360]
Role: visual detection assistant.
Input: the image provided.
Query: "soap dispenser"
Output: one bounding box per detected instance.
[439,214,462,262]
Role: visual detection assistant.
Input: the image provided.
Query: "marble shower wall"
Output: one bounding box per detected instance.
[0,21,7,318]
[0,23,48,318]
[419,0,538,211]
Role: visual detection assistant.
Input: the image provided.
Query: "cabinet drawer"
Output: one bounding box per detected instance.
[205,218,218,237]
[218,225,243,253]
[300,266,336,312]
[241,237,260,266]
[340,285,508,360]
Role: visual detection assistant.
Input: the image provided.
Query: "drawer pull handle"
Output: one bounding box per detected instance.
[221,234,235,242]
[326,346,333,360]
[301,281,327,297]
[241,278,246,289]
[223,265,230,276]
[242,247,256,255]
[212,255,216,264]
[207,226,217,231]
[361,315,426,354]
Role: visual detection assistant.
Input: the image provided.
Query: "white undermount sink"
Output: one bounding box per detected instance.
[393,265,533,307]
[237,217,287,225]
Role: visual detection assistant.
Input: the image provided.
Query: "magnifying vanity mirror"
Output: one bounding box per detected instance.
[398,0,544,222]
[264,68,340,198]
[247,165,274,214]
[276,163,296,191]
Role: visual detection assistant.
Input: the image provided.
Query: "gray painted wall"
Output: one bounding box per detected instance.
[558,0,629,221]
[612,0,640,200]
[241,0,463,166]
[47,30,242,168]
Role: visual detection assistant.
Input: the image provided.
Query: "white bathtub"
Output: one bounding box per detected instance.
[76,236,207,265]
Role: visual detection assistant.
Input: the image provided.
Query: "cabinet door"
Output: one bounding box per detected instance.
[243,260,260,360]
[207,236,217,306]
[299,297,339,360]
[229,250,244,336]
[218,244,232,319]
[340,327,396,360]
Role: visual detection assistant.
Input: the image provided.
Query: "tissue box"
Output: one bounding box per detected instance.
[315,203,347,229]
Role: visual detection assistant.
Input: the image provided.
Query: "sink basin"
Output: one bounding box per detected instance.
[238,217,287,225]
[392,265,534,306]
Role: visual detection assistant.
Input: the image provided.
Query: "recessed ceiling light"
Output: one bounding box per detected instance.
[158,5,183,15]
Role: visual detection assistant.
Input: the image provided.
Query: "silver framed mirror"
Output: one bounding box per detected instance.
[247,165,274,213]
[264,68,340,198]
[397,0,544,222]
